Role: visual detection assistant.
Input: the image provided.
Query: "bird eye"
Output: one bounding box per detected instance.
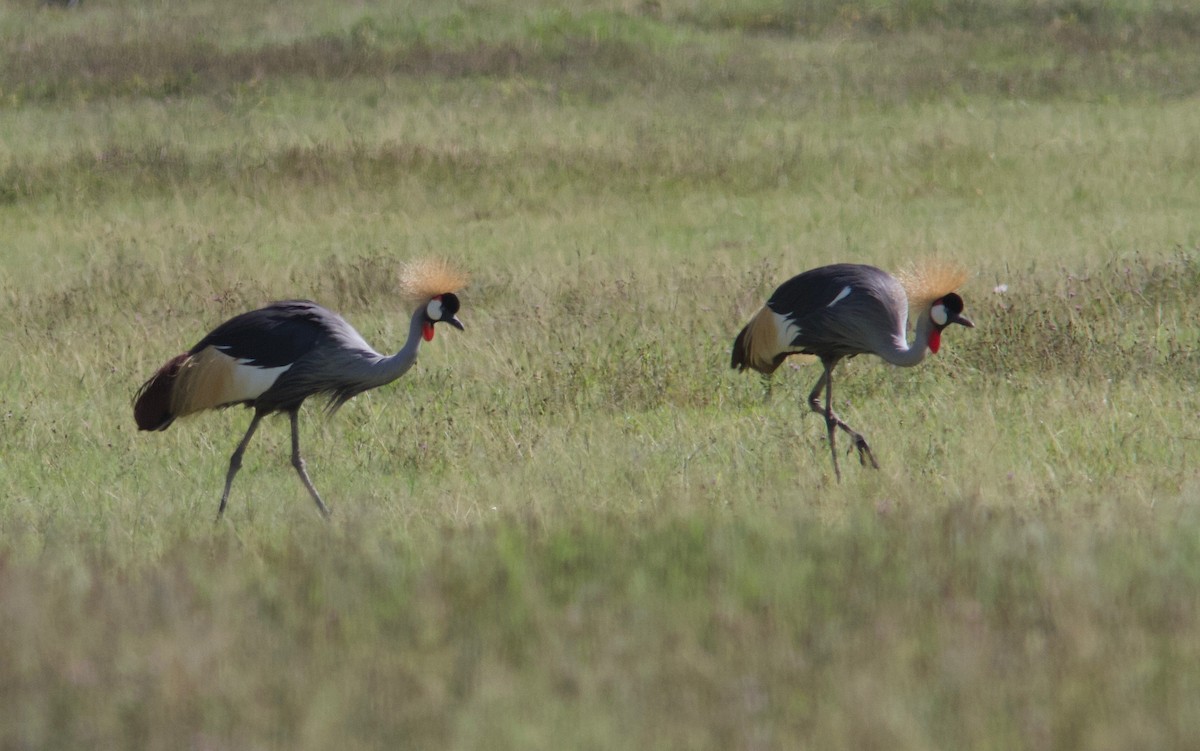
[426,298,444,321]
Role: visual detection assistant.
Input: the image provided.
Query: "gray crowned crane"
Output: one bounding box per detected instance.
[731,262,974,481]
[133,259,467,519]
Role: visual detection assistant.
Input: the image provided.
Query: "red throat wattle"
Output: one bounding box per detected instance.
[928,329,941,354]
[423,322,435,341]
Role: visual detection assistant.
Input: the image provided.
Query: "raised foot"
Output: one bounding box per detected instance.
[848,433,880,469]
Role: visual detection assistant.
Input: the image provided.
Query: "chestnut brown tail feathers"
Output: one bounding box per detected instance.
[731,306,786,375]
[133,353,189,431]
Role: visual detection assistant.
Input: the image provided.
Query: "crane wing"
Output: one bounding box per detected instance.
[189,300,328,366]
[769,264,907,358]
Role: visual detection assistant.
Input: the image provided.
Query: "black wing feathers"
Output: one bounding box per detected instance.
[767,264,874,319]
[766,264,899,357]
[190,300,327,367]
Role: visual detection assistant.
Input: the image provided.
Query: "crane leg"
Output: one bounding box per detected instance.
[821,366,841,482]
[289,409,331,519]
[806,365,879,480]
[218,409,266,520]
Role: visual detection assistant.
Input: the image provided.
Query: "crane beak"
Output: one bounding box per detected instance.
[447,316,464,332]
[952,313,975,328]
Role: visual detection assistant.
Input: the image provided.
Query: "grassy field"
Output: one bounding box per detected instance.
[2,0,1200,748]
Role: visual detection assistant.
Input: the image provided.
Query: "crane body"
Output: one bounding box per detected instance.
[134,261,465,518]
[732,262,973,480]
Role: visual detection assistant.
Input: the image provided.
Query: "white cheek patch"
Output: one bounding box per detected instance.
[426,298,443,321]
[930,303,948,326]
[826,286,852,307]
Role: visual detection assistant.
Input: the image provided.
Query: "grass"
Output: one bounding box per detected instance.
[2,0,1200,748]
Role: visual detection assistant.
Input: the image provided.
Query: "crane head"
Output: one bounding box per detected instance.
[926,292,974,354]
[422,293,464,341]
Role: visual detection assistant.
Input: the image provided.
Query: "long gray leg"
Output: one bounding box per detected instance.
[818,364,841,481]
[218,409,266,519]
[289,409,331,519]
[806,362,879,480]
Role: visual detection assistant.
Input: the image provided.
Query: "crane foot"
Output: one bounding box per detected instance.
[847,434,879,469]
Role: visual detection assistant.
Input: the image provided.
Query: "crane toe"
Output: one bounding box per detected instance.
[850,434,879,468]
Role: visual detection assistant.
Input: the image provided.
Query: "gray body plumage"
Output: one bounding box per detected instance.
[244,300,427,413]
[767,264,917,364]
[134,291,464,518]
[732,262,974,480]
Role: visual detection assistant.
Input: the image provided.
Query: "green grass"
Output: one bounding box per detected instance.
[2,0,1200,748]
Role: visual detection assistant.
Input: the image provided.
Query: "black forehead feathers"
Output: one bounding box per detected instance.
[938,292,964,314]
[438,292,460,317]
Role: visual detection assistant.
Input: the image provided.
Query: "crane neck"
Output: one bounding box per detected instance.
[877,308,935,368]
[354,305,427,388]
[398,304,429,361]
[386,304,429,370]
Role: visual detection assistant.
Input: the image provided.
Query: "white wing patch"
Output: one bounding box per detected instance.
[173,347,294,416]
[772,311,803,351]
[230,360,291,401]
[826,286,852,307]
[211,344,294,401]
